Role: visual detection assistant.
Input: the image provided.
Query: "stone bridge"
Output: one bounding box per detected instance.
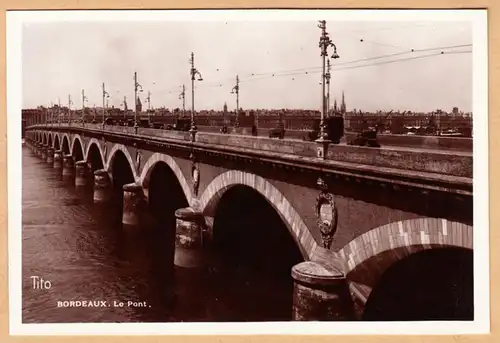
[25,123,474,321]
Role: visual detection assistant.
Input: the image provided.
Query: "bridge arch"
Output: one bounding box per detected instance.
[48,133,53,148]
[42,132,47,145]
[53,134,61,151]
[84,138,106,171]
[341,218,473,320]
[61,134,70,154]
[106,143,138,181]
[139,153,193,204]
[198,170,317,260]
[70,135,85,162]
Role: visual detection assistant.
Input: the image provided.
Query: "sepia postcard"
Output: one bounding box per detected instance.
[6,8,489,336]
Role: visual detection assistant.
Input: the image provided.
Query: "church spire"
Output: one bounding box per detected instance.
[341,91,346,113]
[333,99,338,112]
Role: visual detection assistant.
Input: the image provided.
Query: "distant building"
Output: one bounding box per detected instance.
[452,107,459,116]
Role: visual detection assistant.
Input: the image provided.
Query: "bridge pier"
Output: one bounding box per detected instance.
[35,143,42,158]
[291,261,354,321]
[40,144,45,158]
[174,207,207,268]
[122,183,148,228]
[46,148,54,165]
[93,169,112,203]
[41,145,47,160]
[75,161,88,187]
[62,154,75,179]
[53,150,63,169]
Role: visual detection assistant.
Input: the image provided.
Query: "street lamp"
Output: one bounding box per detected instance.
[134,72,143,129]
[316,20,340,158]
[231,74,240,128]
[82,89,88,127]
[68,94,73,126]
[189,52,203,140]
[179,85,186,118]
[102,83,110,126]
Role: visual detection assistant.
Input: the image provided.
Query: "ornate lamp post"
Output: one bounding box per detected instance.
[102,82,110,126]
[316,20,339,158]
[231,74,240,128]
[58,98,61,126]
[81,89,88,127]
[189,52,203,141]
[179,84,186,118]
[68,94,73,126]
[326,59,331,117]
[134,72,143,131]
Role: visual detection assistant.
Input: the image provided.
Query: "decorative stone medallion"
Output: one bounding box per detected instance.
[102,137,107,160]
[190,152,200,197]
[315,177,338,250]
[136,150,142,171]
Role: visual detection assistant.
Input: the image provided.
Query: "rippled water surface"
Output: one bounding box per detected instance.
[22,146,295,323]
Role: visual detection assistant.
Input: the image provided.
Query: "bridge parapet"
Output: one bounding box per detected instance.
[195,132,472,178]
[27,124,472,191]
[137,127,191,141]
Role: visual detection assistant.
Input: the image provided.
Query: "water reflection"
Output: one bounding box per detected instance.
[22,146,298,323]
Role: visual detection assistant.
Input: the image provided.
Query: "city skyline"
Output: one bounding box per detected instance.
[22,19,472,113]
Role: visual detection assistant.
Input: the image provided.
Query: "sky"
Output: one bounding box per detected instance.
[22,17,473,113]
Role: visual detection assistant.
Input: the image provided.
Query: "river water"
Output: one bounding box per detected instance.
[22,146,295,323]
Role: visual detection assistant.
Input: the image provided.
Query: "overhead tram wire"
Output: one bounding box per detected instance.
[238,43,472,79]
[233,50,473,84]
[159,50,472,93]
[146,43,473,103]
[329,50,472,72]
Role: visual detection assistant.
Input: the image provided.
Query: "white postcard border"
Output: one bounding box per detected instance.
[7,9,489,336]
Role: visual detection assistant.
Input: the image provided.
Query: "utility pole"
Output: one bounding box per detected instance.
[102,82,110,125]
[189,52,203,139]
[134,72,143,128]
[68,94,73,126]
[123,95,127,120]
[179,84,186,117]
[51,101,54,127]
[326,59,331,117]
[82,89,88,126]
[231,74,240,128]
[145,90,151,123]
[316,20,339,156]
[48,102,52,127]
